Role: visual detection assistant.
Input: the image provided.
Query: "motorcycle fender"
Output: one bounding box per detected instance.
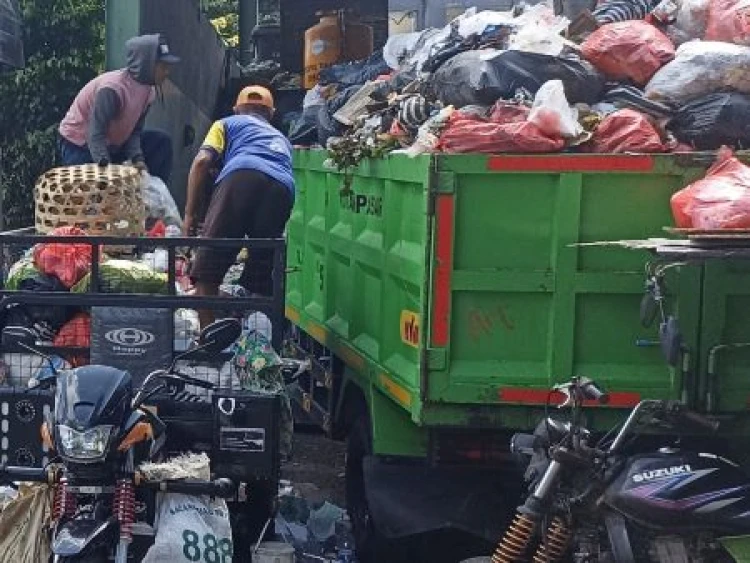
[52,517,119,557]
[719,535,750,562]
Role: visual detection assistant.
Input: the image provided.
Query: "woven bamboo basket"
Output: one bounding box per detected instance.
[34,164,146,238]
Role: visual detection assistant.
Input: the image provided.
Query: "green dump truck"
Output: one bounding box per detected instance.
[285,149,750,555]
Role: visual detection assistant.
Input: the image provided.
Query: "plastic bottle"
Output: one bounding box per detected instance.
[334,515,356,563]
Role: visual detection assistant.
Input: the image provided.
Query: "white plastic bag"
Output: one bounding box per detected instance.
[528,80,583,139]
[141,454,233,563]
[142,493,233,563]
[142,173,183,228]
[383,31,423,69]
[508,3,570,57]
[0,484,52,563]
[645,41,750,103]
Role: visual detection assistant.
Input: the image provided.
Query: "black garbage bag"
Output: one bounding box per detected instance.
[318,51,390,87]
[316,85,361,146]
[2,258,79,332]
[431,49,605,108]
[669,93,750,150]
[288,106,320,145]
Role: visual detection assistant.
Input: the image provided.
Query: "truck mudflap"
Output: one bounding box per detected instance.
[363,455,518,542]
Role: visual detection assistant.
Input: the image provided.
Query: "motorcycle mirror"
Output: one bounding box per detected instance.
[169,318,242,370]
[197,318,242,355]
[2,326,58,375]
[660,316,683,368]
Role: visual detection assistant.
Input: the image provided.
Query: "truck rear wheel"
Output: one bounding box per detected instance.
[346,414,392,562]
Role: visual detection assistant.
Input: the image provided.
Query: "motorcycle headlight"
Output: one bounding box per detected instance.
[58,425,113,461]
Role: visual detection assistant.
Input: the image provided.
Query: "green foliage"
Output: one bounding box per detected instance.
[0,0,105,229]
[203,0,239,47]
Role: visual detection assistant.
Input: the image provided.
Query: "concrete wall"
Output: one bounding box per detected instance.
[105,0,228,209]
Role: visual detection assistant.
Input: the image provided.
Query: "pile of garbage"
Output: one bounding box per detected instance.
[276,481,355,562]
[288,0,750,171]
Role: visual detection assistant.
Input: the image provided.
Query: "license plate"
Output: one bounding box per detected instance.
[66,486,113,494]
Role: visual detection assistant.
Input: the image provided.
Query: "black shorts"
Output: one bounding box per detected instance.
[190,169,293,293]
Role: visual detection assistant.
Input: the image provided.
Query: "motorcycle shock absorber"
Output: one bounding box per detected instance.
[492,512,537,562]
[113,479,136,543]
[531,516,572,563]
[52,480,77,522]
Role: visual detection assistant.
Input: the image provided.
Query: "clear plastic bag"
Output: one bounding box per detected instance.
[669,0,710,44]
[581,21,675,86]
[383,32,423,69]
[508,3,570,57]
[645,41,750,104]
[529,80,583,139]
[671,147,750,229]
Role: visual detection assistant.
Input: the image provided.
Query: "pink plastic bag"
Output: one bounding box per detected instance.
[33,226,94,288]
[582,21,675,86]
[705,0,750,45]
[671,147,750,229]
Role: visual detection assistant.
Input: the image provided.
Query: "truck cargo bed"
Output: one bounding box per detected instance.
[287,150,750,434]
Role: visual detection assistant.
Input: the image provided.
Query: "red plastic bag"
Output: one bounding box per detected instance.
[488,102,529,124]
[439,120,564,154]
[33,226,94,288]
[53,313,91,367]
[705,0,750,45]
[438,110,564,154]
[589,109,666,153]
[671,147,750,229]
[581,21,675,86]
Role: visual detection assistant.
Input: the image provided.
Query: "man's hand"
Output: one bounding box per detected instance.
[183,216,197,237]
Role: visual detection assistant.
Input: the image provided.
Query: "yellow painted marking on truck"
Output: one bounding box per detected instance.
[400,310,421,349]
[337,345,365,371]
[379,374,412,408]
[285,306,300,324]
[306,322,328,344]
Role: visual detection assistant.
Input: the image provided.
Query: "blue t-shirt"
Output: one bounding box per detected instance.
[202,114,295,196]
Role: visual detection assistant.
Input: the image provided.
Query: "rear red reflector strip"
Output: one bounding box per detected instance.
[499,387,641,408]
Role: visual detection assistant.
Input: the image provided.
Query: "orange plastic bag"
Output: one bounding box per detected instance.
[53,313,90,367]
[589,109,666,153]
[705,0,750,45]
[671,147,750,229]
[581,21,675,86]
[33,226,94,288]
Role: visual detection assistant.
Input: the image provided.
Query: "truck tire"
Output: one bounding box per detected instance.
[346,414,392,562]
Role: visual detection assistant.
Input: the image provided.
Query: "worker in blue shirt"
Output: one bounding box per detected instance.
[185,85,294,327]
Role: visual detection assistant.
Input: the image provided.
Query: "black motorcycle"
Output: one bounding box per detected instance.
[492,376,750,562]
[0,318,242,562]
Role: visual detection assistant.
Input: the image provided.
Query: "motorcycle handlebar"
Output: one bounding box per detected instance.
[176,374,214,390]
[678,408,720,432]
[581,380,609,405]
[0,465,55,483]
[137,477,236,498]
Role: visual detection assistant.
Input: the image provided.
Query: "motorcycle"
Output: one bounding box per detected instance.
[492,376,750,562]
[0,318,243,563]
